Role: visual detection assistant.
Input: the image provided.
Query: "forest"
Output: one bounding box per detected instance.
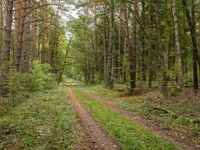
[0,0,200,150]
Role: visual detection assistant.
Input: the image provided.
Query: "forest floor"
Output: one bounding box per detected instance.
[0,80,199,150]
[0,86,84,150]
[66,80,200,150]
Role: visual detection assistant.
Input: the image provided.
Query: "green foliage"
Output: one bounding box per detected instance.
[30,61,55,91]
[0,86,80,149]
[72,87,178,150]
[83,85,200,135]
[168,83,182,96]
[7,61,55,101]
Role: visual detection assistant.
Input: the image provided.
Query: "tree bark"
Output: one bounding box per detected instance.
[41,0,46,64]
[14,0,25,72]
[129,0,137,91]
[148,0,153,88]
[141,0,146,81]
[182,0,198,92]
[155,0,168,96]
[0,0,3,65]
[172,0,183,87]
[123,5,129,82]
[33,2,37,60]
[22,0,32,72]
[103,1,108,84]
[105,0,115,89]
[0,0,14,95]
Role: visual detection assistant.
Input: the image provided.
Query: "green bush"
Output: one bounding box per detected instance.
[8,61,55,100]
[30,61,55,91]
[168,83,182,96]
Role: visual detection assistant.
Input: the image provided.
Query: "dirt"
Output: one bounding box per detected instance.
[80,88,200,150]
[67,89,121,150]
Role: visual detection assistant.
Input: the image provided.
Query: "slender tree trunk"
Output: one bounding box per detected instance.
[84,7,90,84]
[172,0,183,87]
[118,7,122,80]
[14,0,20,70]
[155,0,168,96]
[14,0,25,72]
[129,0,137,91]
[41,0,46,64]
[58,40,71,85]
[103,1,108,84]
[148,0,153,88]
[33,2,37,60]
[182,0,199,92]
[106,0,115,89]
[123,5,129,82]
[0,0,14,95]
[23,0,32,72]
[141,0,146,81]
[0,0,3,65]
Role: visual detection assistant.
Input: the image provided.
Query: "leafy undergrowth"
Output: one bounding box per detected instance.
[83,85,200,138]
[0,86,80,150]
[72,87,178,150]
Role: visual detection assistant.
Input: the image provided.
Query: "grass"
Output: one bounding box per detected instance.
[0,86,80,150]
[83,85,200,135]
[72,87,178,150]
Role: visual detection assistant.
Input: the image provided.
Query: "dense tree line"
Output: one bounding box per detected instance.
[69,0,200,95]
[0,0,200,97]
[0,0,68,96]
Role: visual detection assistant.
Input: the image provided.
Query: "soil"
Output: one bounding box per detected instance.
[80,88,200,150]
[67,88,121,150]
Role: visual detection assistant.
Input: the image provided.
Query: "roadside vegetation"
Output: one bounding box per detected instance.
[0,86,80,150]
[72,87,178,150]
[0,63,81,149]
[82,85,200,144]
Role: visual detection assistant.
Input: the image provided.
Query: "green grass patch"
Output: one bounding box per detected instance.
[72,87,178,150]
[0,86,80,150]
[83,85,200,135]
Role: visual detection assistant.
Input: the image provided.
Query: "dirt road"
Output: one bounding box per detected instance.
[80,88,199,150]
[67,89,121,150]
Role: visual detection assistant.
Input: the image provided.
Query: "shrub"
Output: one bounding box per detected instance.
[7,61,55,101]
[168,83,182,96]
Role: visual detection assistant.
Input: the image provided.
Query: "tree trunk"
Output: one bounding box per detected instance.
[0,0,14,95]
[106,0,115,89]
[103,1,108,84]
[0,0,3,65]
[41,0,46,64]
[129,0,137,91]
[155,0,168,96]
[123,6,129,82]
[22,0,32,72]
[182,0,199,92]
[141,0,146,81]
[148,0,153,88]
[14,0,25,72]
[33,2,37,60]
[58,40,71,85]
[172,0,183,87]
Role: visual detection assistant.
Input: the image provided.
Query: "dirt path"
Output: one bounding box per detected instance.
[67,88,121,150]
[80,88,199,150]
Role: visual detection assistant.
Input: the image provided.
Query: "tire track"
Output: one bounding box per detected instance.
[67,88,121,150]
